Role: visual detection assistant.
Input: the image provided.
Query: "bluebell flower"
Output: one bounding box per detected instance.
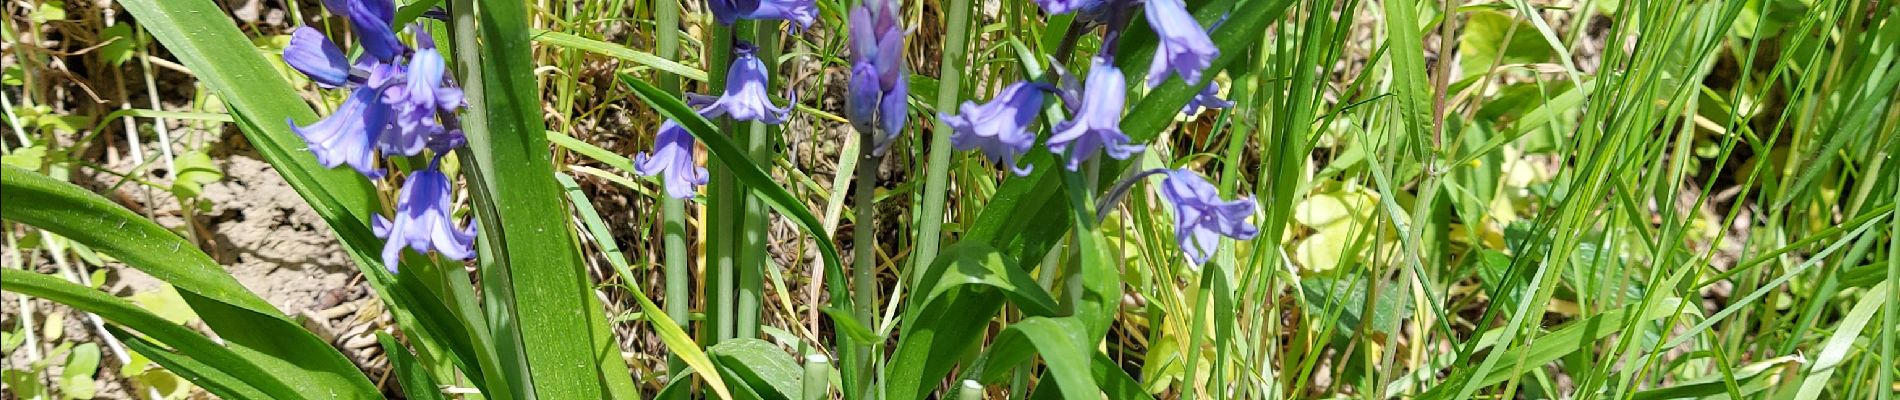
[692,42,793,124]
[341,0,404,62]
[373,161,476,271]
[942,81,1045,175]
[1143,0,1217,87]
[285,27,351,87]
[381,32,463,156]
[634,120,708,200]
[290,87,387,177]
[1047,58,1143,171]
[847,1,909,156]
[1180,82,1232,115]
[1158,168,1257,265]
[1034,0,1102,15]
[708,0,818,30]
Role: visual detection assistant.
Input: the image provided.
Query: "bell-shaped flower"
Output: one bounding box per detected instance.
[290,87,388,177]
[373,162,476,271]
[693,42,793,124]
[708,0,818,30]
[846,2,909,156]
[633,120,708,200]
[1034,0,1102,15]
[1180,82,1233,115]
[1143,0,1217,87]
[1047,58,1143,171]
[942,81,1045,175]
[284,27,351,87]
[1158,168,1257,265]
[341,0,404,62]
[381,33,464,156]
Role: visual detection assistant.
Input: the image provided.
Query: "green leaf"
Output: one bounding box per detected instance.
[886,243,1061,400]
[1,146,46,170]
[531,30,708,82]
[1,269,304,399]
[60,343,99,399]
[1793,280,1889,400]
[0,166,377,399]
[170,151,223,200]
[98,24,141,66]
[984,317,1099,400]
[378,333,448,400]
[619,74,851,318]
[460,0,624,397]
[1458,10,1556,77]
[108,326,276,400]
[708,339,804,400]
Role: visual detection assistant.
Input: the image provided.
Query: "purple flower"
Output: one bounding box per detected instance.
[374,162,476,271]
[634,120,708,200]
[381,33,464,156]
[693,42,793,124]
[1180,82,1232,115]
[708,0,818,30]
[1034,0,1101,15]
[341,0,403,62]
[284,27,351,87]
[1143,0,1217,87]
[1047,58,1143,171]
[290,87,388,177]
[847,1,909,156]
[1158,168,1256,265]
[942,81,1045,175]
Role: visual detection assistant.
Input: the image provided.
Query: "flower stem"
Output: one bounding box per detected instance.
[849,132,880,399]
[912,0,974,288]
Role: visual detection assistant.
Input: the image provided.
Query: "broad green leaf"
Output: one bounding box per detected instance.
[108,326,275,400]
[985,317,1099,400]
[461,0,627,396]
[1,270,303,399]
[1458,11,1556,77]
[60,343,99,399]
[0,166,377,399]
[170,151,223,200]
[98,24,141,66]
[887,243,1060,400]
[378,333,448,400]
[708,339,804,400]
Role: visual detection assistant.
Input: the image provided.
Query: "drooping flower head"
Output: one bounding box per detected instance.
[1158,168,1257,265]
[1180,81,1233,115]
[1047,57,1143,171]
[1034,0,1101,15]
[942,81,1046,175]
[634,120,709,200]
[290,87,388,177]
[707,0,818,31]
[1143,0,1217,87]
[692,42,794,125]
[373,161,477,271]
[846,0,909,156]
[381,31,465,156]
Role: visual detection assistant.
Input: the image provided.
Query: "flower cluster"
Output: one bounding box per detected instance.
[846,0,910,156]
[937,0,1251,263]
[708,0,818,31]
[636,41,794,199]
[284,0,474,271]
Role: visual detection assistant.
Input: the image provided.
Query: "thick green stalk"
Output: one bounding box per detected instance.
[654,0,691,394]
[736,24,780,341]
[910,0,974,286]
[849,140,880,400]
[703,20,738,346]
[447,0,529,397]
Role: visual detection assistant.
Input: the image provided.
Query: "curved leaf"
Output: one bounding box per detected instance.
[886,243,1060,400]
[984,317,1099,400]
[708,339,805,400]
[0,166,378,399]
[1,269,303,399]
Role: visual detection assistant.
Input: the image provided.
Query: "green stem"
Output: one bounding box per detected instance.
[850,133,881,400]
[736,24,779,341]
[911,0,974,287]
[654,0,690,393]
[703,20,738,346]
